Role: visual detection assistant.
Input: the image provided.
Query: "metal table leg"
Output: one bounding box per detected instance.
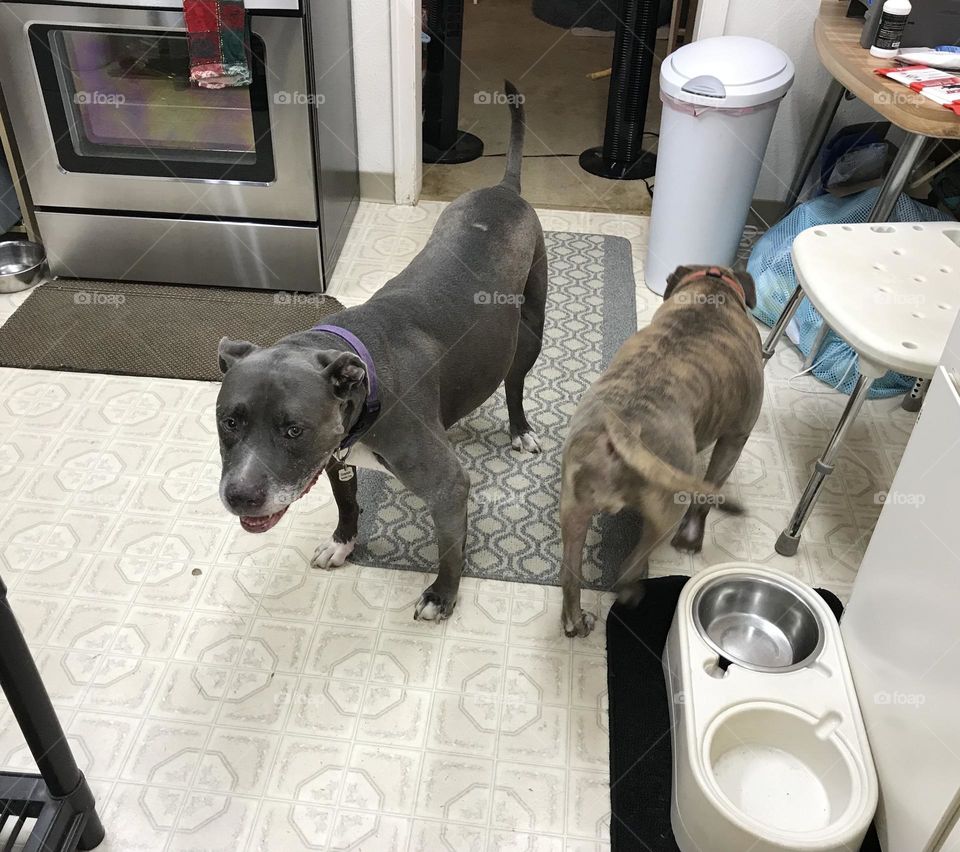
[867,132,927,222]
[761,283,805,365]
[776,372,874,556]
[803,320,831,370]
[784,79,846,211]
[0,578,104,849]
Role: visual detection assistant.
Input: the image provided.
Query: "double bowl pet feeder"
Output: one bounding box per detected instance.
[664,563,878,852]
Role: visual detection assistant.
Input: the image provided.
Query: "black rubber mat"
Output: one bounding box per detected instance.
[0,280,344,381]
[605,575,881,852]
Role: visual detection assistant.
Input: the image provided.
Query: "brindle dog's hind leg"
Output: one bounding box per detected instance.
[671,433,749,553]
[559,496,596,638]
[616,491,683,606]
[312,459,359,569]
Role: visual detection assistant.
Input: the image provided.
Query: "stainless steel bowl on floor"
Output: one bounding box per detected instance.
[0,240,47,294]
[693,574,824,673]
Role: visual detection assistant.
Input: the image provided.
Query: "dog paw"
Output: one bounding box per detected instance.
[413,587,457,621]
[511,431,542,454]
[670,537,703,554]
[670,519,704,554]
[311,537,355,570]
[562,609,596,638]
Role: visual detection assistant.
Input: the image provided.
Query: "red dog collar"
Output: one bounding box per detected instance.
[674,266,746,307]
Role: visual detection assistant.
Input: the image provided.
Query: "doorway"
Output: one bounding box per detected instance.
[419,0,685,213]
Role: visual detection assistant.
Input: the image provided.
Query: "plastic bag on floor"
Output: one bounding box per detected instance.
[749,186,953,398]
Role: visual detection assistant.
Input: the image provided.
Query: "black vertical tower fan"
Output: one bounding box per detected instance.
[422,0,484,164]
[580,0,661,180]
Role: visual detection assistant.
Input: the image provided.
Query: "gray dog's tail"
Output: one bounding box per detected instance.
[501,80,525,193]
[604,414,744,515]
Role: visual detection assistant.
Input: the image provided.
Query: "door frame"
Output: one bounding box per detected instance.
[692,0,729,39]
[392,0,421,204]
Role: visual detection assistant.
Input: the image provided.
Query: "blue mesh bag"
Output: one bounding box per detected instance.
[749,187,953,398]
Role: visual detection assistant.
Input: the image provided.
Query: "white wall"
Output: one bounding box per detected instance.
[718,0,883,203]
[351,0,396,202]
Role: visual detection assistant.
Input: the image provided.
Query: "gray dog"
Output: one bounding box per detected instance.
[559,265,763,637]
[216,82,546,620]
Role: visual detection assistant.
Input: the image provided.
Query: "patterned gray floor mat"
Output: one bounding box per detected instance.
[354,232,640,588]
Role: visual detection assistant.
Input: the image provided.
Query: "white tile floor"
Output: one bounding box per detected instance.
[0,201,916,851]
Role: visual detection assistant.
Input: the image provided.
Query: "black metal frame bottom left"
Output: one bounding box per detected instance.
[0,578,104,851]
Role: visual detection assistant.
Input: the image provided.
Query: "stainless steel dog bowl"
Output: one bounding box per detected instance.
[0,240,47,294]
[693,574,824,672]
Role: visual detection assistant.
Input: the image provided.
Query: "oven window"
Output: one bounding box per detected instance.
[29,25,275,182]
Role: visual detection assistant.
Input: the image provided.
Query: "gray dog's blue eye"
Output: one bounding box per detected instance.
[286,425,303,439]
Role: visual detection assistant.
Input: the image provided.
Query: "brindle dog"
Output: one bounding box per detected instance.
[559,265,764,637]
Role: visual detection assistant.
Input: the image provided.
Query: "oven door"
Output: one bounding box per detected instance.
[0,3,317,222]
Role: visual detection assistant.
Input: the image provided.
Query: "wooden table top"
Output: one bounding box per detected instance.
[816,0,960,139]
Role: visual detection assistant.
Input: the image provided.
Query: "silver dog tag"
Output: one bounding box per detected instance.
[338,466,355,482]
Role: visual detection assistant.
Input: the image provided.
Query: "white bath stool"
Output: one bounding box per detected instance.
[760,222,960,555]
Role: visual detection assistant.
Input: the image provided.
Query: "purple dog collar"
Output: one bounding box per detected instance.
[311,324,381,449]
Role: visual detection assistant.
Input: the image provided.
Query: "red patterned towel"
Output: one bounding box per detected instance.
[183,0,252,89]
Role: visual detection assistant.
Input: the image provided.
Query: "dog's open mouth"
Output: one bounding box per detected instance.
[239,468,323,534]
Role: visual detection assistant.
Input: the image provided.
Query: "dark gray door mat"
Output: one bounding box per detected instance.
[0,280,344,382]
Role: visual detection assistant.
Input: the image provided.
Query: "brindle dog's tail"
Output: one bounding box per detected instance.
[604,413,743,515]
[501,80,525,194]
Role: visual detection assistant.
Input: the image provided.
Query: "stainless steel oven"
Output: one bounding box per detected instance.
[0,0,358,290]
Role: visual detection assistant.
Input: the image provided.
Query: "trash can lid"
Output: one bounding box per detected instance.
[661,36,795,109]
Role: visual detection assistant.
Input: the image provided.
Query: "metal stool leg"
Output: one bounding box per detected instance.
[776,372,874,556]
[0,578,105,849]
[803,320,831,371]
[761,284,805,365]
[901,376,928,413]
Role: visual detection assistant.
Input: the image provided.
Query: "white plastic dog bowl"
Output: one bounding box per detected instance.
[664,563,877,852]
[707,705,859,835]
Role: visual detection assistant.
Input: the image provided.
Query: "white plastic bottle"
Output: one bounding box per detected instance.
[870,0,912,59]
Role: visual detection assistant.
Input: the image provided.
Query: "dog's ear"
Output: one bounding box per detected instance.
[218,338,260,373]
[729,258,757,309]
[663,265,695,302]
[733,268,757,309]
[318,351,366,398]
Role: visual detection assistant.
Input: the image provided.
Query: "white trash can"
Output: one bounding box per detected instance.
[645,36,795,295]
